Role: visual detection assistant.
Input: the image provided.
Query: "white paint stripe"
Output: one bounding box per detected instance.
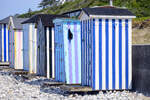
[2,24,4,62]
[128,19,132,89]
[122,19,126,89]
[95,19,99,90]
[52,28,55,78]
[34,26,37,73]
[71,23,76,83]
[109,19,113,90]
[115,19,119,90]
[102,19,106,90]
[64,24,69,83]
[77,24,81,83]
[90,15,136,19]
[29,25,33,73]
[46,27,50,78]
[21,31,23,69]
[6,25,8,62]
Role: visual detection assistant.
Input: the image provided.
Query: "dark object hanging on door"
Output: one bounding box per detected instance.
[68,29,73,41]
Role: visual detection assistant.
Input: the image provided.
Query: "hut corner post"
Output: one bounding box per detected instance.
[110,0,113,6]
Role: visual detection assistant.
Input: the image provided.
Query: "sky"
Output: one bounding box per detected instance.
[0,0,42,19]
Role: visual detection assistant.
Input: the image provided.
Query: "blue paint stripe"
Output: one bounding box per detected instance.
[86,20,89,85]
[54,27,56,80]
[105,19,109,90]
[125,19,129,89]
[81,21,83,85]
[93,19,95,89]
[99,19,102,90]
[85,20,87,85]
[90,19,93,87]
[4,24,6,62]
[55,27,58,81]
[119,19,122,89]
[59,27,61,82]
[82,21,85,85]
[112,19,116,89]
[88,20,90,86]
[84,21,86,85]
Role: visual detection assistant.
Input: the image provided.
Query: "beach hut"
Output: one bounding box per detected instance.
[9,16,28,69]
[0,16,10,62]
[36,14,67,78]
[21,16,38,74]
[53,19,81,84]
[79,6,136,90]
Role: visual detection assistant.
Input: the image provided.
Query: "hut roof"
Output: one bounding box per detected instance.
[9,17,28,30]
[39,14,68,27]
[82,6,135,17]
[0,16,10,24]
[22,14,68,27]
[13,17,28,29]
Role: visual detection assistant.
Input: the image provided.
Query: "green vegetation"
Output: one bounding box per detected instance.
[19,0,150,20]
[18,0,108,18]
[18,0,150,44]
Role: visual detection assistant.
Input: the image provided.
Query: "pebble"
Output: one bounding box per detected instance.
[0,68,148,100]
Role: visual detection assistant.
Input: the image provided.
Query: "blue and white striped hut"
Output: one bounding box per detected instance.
[0,16,10,62]
[79,6,136,90]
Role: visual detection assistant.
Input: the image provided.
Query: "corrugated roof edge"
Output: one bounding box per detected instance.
[40,14,69,27]
[82,6,136,18]
[61,9,82,15]
[10,16,29,30]
[53,18,80,23]
[21,14,68,25]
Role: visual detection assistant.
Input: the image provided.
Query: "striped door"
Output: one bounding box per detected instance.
[63,22,81,84]
[14,30,23,69]
[81,18,132,90]
[54,20,81,84]
[1,24,9,62]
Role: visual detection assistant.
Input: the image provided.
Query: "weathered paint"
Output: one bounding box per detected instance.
[80,18,132,90]
[54,19,81,84]
[0,24,9,62]
[9,24,15,68]
[23,23,37,73]
[37,19,46,76]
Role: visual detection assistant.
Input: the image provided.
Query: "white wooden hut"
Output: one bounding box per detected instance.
[22,16,38,74]
[79,6,136,90]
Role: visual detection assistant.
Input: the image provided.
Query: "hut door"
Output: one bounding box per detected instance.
[56,24,65,82]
